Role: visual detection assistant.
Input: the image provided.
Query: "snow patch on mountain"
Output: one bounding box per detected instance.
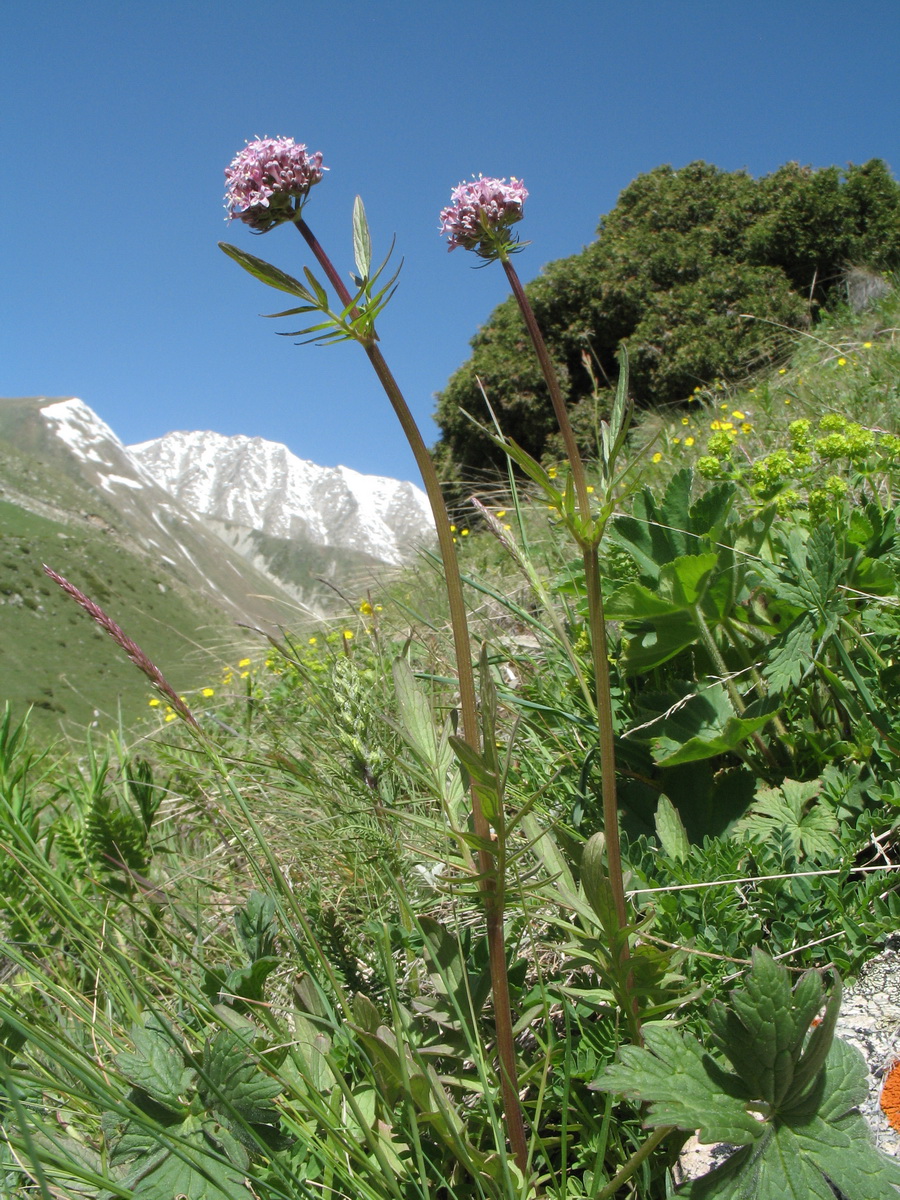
[129,430,434,566]
[41,398,122,464]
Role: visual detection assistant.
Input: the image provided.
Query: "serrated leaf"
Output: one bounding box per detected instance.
[115,1019,194,1111]
[708,953,802,1106]
[593,1024,763,1145]
[806,521,844,600]
[214,957,279,1008]
[201,1029,281,1125]
[618,611,703,673]
[605,582,685,620]
[653,711,773,766]
[763,612,816,692]
[448,736,501,820]
[108,1113,254,1200]
[233,891,277,962]
[658,552,720,608]
[689,481,736,537]
[784,970,840,1109]
[682,1041,900,1199]
[655,795,690,861]
[735,779,838,861]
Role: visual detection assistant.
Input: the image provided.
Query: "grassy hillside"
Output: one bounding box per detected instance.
[0,496,248,735]
[0,402,283,736]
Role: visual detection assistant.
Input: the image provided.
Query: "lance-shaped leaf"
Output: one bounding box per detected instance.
[352,195,372,279]
[218,243,316,301]
[655,795,691,861]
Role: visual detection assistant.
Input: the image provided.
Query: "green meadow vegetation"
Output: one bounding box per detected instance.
[2,152,900,1198]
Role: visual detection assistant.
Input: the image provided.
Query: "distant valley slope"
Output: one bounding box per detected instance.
[0,397,433,732]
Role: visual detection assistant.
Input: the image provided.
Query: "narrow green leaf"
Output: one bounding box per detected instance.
[218,243,314,301]
[352,195,372,279]
[447,736,501,820]
[303,265,330,309]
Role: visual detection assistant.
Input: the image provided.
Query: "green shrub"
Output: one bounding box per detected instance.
[435,158,900,477]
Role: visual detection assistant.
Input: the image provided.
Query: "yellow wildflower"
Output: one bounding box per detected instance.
[681,416,690,426]
[461,528,470,536]
[201,687,215,698]
[450,524,456,532]
[496,510,506,518]
[741,423,753,434]
[548,467,558,479]
[308,636,317,645]
[148,697,161,708]
[685,436,695,447]
[778,368,787,375]
[652,452,663,463]
[238,658,251,668]
[342,630,354,641]
[673,437,681,445]
[731,411,746,421]
[586,485,595,494]
[837,357,847,367]
[165,712,177,723]
[240,670,250,679]
[359,600,373,615]
[863,341,873,349]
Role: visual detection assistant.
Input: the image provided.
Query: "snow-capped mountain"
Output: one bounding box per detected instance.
[0,395,434,728]
[5,397,300,628]
[129,431,434,567]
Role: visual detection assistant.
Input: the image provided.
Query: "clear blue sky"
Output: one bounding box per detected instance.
[3,1,899,481]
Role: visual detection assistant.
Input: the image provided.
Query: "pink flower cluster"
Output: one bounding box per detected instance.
[439,176,528,254]
[224,137,326,230]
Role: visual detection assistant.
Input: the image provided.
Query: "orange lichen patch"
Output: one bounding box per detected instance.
[880,1060,900,1133]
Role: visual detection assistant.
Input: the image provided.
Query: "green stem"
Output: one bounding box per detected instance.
[293,216,528,1174]
[593,1125,676,1200]
[693,606,746,714]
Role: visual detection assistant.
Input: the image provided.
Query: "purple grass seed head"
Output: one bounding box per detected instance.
[225,137,327,232]
[439,176,528,259]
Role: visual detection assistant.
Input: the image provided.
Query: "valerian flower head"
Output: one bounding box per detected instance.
[225,137,326,232]
[439,175,528,259]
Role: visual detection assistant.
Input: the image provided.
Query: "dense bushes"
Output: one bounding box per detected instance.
[434,158,900,478]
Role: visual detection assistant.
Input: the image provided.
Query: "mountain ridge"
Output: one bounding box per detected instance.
[129,428,434,568]
[0,396,433,733]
